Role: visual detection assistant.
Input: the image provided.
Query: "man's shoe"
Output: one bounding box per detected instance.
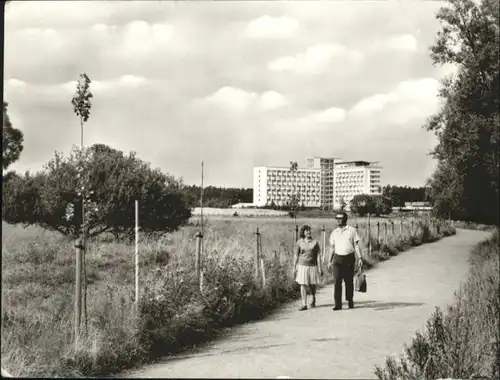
[299,305,308,311]
[333,306,342,311]
[348,301,354,309]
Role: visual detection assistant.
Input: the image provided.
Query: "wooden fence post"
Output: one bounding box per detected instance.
[384,221,388,246]
[367,214,371,255]
[74,238,83,348]
[255,228,260,280]
[196,231,202,282]
[260,258,266,288]
[321,225,326,265]
[411,219,415,236]
[391,221,396,246]
[376,221,380,250]
[400,219,404,242]
[135,200,139,311]
[294,224,299,242]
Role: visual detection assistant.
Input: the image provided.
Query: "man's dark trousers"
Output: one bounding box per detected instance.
[332,253,355,308]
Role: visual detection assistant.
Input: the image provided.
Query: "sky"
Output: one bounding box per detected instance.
[4,0,458,189]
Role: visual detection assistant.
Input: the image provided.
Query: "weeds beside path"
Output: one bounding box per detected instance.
[122,229,484,378]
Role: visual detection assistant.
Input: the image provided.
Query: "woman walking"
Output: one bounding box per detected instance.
[294,225,323,311]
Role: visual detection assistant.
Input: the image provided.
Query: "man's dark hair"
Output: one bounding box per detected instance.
[336,211,348,221]
[299,224,312,238]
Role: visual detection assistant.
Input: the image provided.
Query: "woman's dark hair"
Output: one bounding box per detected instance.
[299,224,312,238]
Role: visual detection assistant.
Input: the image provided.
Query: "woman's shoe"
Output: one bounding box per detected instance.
[299,305,308,311]
[310,301,316,308]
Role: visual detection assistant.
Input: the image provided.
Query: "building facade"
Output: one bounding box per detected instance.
[253,158,383,210]
[334,161,382,209]
[305,157,338,209]
[253,166,321,207]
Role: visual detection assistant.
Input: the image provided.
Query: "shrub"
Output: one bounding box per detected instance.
[2,144,191,239]
[375,231,499,380]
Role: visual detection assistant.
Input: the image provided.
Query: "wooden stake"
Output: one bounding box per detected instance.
[321,225,326,265]
[196,232,202,282]
[135,200,139,310]
[74,238,83,348]
[255,228,260,280]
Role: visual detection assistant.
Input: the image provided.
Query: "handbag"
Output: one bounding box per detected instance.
[355,271,367,293]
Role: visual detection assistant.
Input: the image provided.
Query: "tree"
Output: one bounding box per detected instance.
[2,144,191,239]
[3,102,24,171]
[339,196,347,211]
[289,161,299,221]
[350,194,376,217]
[372,195,393,216]
[424,0,499,224]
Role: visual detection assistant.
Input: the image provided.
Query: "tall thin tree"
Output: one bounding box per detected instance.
[71,73,93,336]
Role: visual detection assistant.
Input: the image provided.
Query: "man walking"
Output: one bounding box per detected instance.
[327,211,363,310]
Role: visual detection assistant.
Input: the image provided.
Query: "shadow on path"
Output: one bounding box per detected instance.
[169,342,296,361]
[315,300,425,311]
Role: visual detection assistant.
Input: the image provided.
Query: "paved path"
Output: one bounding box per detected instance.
[123,229,490,379]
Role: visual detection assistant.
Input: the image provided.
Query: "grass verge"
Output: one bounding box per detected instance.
[1,219,456,377]
[374,228,499,380]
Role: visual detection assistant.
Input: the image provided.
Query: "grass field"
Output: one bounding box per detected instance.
[1,215,455,377]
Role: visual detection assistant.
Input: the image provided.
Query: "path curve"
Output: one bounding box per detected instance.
[123,229,490,379]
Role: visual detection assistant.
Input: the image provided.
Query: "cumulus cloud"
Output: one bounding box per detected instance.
[5,78,28,89]
[258,91,289,110]
[349,77,441,125]
[300,107,347,124]
[245,15,298,39]
[6,75,150,101]
[117,20,175,58]
[268,43,363,75]
[377,34,418,52]
[205,86,289,111]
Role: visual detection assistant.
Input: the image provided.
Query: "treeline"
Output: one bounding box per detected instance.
[182,185,427,211]
[382,185,427,207]
[423,0,498,225]
[183,186,253,208]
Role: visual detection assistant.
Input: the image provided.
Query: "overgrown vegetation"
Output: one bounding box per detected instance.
[424,0,499,225]
[1,216,455,377]
[374,229,499,380]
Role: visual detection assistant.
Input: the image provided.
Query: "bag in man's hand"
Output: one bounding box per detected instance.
[355,271,367,293]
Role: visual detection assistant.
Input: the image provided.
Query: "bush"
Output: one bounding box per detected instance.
[2,144,191,239]
[375,231,499,380]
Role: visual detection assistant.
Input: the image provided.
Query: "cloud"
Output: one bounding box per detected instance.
[92,23,118,32]
[268,43,363,75]
[245,15,298,39]
[205,86,288,111]
[378,34,418,52]
[258,91,289,110]
[349,77,441,125]
[116,20,175,58]
[5,78,28,89]
[300,107,347,124]
[6,75,150,102]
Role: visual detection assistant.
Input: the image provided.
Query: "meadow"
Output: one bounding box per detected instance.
[1,214,455,377]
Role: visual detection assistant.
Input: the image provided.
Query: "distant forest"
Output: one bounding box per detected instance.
[183,184,427,209]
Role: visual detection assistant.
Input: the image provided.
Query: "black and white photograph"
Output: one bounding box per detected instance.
[2,0,498,378]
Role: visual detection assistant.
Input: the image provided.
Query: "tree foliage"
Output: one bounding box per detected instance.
[350,194,393,216]
[382,185,428,207]
[2,144,191,239]
[182,185,252,208]
[425,0,499,224]
[3,102,24,171]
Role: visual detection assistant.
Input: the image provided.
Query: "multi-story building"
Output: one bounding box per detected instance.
[253,166,321,207]
[253,158,382,210]
[334,160,382,209]
[305,157,338,210]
